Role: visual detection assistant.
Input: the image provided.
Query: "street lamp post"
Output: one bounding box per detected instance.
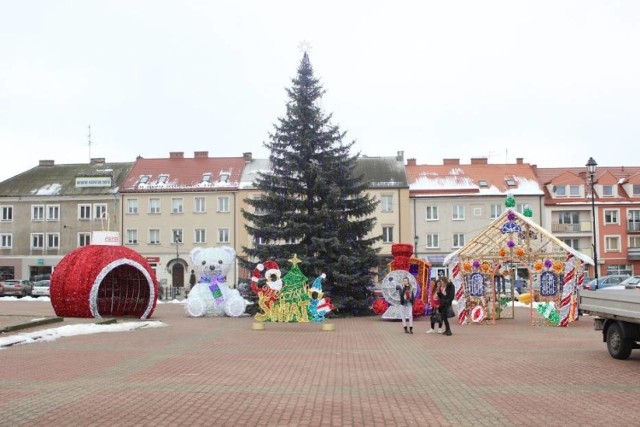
[586,157,598,281]
[414,235,419,258]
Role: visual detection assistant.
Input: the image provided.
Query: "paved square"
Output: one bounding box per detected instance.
[1,300,640,427]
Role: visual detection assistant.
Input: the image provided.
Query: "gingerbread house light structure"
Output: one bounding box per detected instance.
[444,208,593,327]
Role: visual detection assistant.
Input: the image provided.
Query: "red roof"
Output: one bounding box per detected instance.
[121,154,247,192]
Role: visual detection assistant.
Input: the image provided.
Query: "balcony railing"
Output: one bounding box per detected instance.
[628,222,640,232]
[551,222,592,233]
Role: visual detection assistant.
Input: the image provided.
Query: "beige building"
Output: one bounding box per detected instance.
[406,157,544,278]
[0,158,133,281]
[118,152,249,293]
[236,152,411,281]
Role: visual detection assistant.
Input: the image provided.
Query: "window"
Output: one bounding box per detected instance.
[559,212,579,224]
[452,205,465,220]
[425,206,439,221]
[149,229,160,245]
[603,185,614,197]
[0,234,12,248]
[555,186,566,196]
[157,175,169,184]
[634,184,640,196]
[194,197,206,213]
[452,233,465,248]
[605,236,620,251]
[47,205,60,221]
[127,199,138,214]
[607,264,632,276]
[171,198,183,214]
[381,195,393,212]
[218,228,230,243]
[149,198,161,214]
[217,196,229,213]
[426,234,439,248]
[629,236,640,249]
[382,226,393,243]
[125,229,138,245]
[79,204,92,220]
[202,173,212,183]
[1,206,13,221]
[478,179,488,188]
[139,175,149,184]
[78,233,91,247]
[604,209,619,225]
[31,233,44,249]
[94,204,107,220]
[628,210,640,232]
[505,178,516,187]
[569,185,580,197]
[562,239,579,249]
[32,205,45,221]
[515,203,527,214]
[195,228,206,244]
[253,236,265,245]
[46,233,60,249]
[490,204,502,219]
[172,229,183,244]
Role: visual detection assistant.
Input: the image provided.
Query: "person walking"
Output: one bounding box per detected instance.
[398,276,415,334]
[426,279,443,334]
[437,277,455,336]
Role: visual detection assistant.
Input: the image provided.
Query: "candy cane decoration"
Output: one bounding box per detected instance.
[251,260,282,307]
[452,261,467,324]
[559,253,575,327]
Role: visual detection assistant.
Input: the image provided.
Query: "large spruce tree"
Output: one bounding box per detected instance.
[241,52,380,316]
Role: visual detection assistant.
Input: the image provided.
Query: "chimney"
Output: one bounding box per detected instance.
[516,157,524,164]
[470,157,488,165]
[39,160,55,167]
[194,151,208,158]
[407,158,417,166]
[443,158,460,165]
[90,158,105,165]
[169,152,184,159]
[243,152,253,163]
[396,151,404,161]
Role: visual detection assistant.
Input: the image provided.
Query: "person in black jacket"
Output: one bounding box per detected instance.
[437,277,455,336]
[398,276,415,334]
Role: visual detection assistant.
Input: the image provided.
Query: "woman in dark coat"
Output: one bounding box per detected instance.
[437,278,455,336]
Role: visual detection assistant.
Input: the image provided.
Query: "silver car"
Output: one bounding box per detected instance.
[31,279,51,297]
[0,279,33,297]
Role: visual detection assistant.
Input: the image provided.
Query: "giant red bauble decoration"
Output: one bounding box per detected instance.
[50,245,158,319]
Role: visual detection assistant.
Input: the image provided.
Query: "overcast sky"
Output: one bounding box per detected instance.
[1,1,639,182]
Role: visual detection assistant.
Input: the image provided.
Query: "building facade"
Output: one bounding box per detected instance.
[406,157,544,278]
[0,158,133,281]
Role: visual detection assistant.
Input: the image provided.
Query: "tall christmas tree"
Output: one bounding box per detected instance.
[241,52,380,316]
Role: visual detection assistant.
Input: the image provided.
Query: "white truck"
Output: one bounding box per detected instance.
[579,289,640,359]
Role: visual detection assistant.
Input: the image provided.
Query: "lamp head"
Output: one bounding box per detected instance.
[586,157,597,175]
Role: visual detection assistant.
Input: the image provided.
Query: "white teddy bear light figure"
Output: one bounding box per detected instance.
[184,246,248,317]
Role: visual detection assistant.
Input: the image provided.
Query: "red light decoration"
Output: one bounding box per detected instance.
[50,245,158,319]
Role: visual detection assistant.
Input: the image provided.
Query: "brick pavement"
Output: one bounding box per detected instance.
[1,299,640,427]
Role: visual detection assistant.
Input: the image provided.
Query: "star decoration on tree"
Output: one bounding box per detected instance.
[288,253,302,267]
[298,40,312,54]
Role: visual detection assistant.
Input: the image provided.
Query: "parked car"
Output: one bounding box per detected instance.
[601,276,640,291]
[0,279,33,297]
[31,279,51,297]
[583,275,630,291]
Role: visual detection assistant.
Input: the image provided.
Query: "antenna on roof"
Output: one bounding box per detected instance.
[88,125,92,161]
